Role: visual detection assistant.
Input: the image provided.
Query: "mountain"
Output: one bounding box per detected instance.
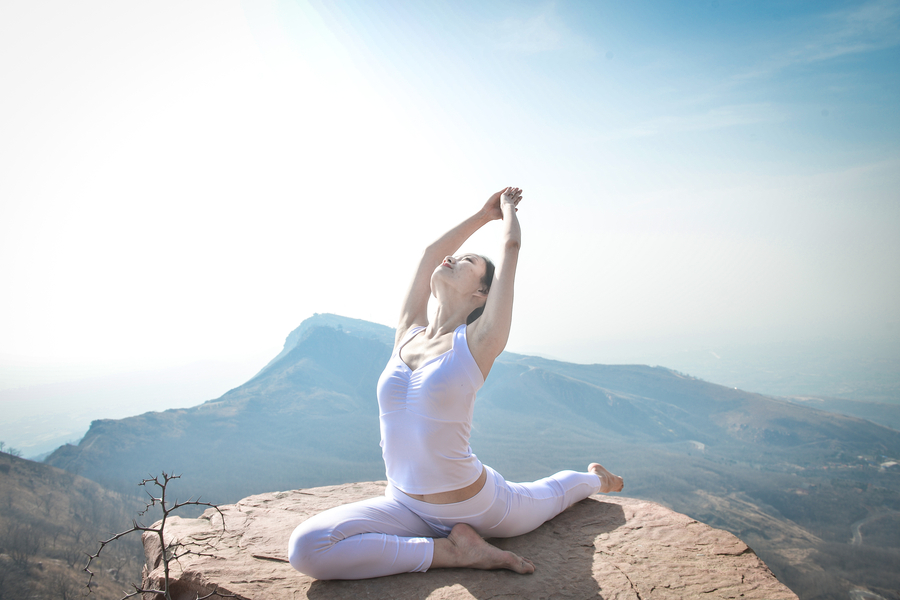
[251,312,395,380]
[46,313,900,600]
[47,315,393,502]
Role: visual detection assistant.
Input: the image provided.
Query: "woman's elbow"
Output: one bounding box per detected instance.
[504,238,521,252]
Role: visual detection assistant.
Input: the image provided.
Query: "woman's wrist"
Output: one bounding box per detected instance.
[473,208,496,224]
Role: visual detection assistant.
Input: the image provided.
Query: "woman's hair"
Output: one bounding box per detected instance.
[466,255,496,325]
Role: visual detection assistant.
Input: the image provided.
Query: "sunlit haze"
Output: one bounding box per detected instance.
[2,0,898,454]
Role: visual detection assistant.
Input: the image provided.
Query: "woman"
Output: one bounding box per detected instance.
[288,187,624,580]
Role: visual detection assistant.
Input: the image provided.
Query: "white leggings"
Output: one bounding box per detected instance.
[287,466,602,580]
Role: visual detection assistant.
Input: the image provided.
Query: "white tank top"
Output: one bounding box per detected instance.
[377,324,485,495]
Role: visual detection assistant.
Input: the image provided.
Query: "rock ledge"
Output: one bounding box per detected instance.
[142,481,798,599]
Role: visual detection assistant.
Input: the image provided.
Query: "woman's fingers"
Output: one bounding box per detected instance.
[500,186,523,206]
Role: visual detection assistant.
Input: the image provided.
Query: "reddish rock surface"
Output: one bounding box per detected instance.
[142,481,798,599]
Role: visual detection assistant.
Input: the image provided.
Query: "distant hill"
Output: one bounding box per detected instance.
[46,313,900,600]
[781,394,900,431]
[0,450,146,599]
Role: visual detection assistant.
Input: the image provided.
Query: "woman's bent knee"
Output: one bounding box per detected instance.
[288,519,334,579]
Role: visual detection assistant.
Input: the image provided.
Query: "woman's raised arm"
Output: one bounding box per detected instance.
[395,198,501,348]
[467,187,522,378]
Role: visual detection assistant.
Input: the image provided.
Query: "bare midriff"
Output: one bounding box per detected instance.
[402,466,487,504]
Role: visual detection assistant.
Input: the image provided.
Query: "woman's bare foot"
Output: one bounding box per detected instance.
[589,463,624,493]
[431,523,535,574]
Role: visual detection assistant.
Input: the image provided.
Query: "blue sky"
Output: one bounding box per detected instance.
[1,0,898,453]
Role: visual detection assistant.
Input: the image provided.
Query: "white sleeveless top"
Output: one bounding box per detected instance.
[377,324,485,495]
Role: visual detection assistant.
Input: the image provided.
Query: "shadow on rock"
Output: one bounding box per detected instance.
[306,498,627,600]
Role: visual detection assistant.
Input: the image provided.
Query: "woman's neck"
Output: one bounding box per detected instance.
[428,302,471,337]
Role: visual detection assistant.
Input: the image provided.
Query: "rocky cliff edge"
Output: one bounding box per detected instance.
[142,481,798,600]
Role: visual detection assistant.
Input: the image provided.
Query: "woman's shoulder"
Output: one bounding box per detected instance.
[394,322,427,349]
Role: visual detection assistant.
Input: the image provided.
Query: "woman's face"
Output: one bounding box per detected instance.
[431,254,488,298]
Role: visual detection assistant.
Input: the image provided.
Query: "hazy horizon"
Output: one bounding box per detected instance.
[2,1,898,454]
[2,311,898,458]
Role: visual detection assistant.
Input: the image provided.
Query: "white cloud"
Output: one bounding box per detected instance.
[736,0,900,79]
[813,0,900,60]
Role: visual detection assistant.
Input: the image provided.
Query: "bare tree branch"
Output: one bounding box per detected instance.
[85,472,232,600]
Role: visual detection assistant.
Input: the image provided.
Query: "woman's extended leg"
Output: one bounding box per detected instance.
[477,463,623,539]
